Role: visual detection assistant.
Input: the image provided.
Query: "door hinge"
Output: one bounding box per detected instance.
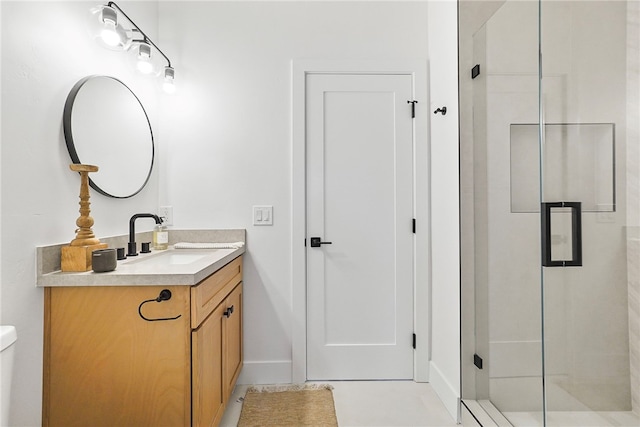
[412,218,416,234]
[412,333,417,349]
[471,64,481,79]
[473,354,483,370]
[407,100,418,118]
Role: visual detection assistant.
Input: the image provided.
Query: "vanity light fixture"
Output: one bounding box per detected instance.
[96,2,175,93]
[163,66,176,94]
[136,42,153,74]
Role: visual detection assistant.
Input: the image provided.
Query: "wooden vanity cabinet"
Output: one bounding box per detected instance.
[43,256,243,427]
[191,275,243,427]
[222,284,243,399]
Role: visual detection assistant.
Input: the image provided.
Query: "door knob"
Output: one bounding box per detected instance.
[310,237,332,248]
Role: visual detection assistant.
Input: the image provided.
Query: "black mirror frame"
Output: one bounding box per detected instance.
[63,75,155,199]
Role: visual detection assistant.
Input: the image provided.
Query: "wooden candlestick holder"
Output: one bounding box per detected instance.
[61,164,107,272]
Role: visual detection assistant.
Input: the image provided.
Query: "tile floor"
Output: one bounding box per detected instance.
[220,381,458,426]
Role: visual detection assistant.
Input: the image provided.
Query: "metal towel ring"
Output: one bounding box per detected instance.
[138,289,182,322]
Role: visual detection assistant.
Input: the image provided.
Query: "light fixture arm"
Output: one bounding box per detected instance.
[106,1,172,68]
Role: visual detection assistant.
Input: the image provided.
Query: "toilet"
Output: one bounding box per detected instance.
[0,326,17,427]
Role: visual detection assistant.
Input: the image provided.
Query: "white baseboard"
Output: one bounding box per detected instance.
[429,361,460,422]
[237,360,292,385]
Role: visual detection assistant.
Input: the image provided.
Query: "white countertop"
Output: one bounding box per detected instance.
[36,245,245,287]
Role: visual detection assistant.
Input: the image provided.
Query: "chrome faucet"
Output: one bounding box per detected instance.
[127,213,162,256]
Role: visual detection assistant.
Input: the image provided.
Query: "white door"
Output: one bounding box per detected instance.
[306,73,414,380]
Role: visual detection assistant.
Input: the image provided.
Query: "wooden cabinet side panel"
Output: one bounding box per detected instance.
[192,303,225,427]
[45,286,191,427]
[223,283,243,401]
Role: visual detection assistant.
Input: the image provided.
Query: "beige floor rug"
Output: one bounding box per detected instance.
[238,384,338,427]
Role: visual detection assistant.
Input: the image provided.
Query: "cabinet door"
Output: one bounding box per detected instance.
[223,283,243,399]
[192,302,226,427]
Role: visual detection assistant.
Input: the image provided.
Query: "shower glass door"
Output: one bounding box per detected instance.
[539,1,635,425]
[460,1,639,426]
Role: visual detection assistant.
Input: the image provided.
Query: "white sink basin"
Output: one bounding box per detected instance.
[125,251,211,266]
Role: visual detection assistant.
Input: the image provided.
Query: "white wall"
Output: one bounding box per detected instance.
[0,2,161,425]
[426,0,461,421]
[157,0,432,384]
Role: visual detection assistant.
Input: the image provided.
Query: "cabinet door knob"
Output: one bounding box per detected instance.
[224,305,234,318]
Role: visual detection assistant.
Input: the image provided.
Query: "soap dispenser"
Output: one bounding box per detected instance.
[152,220,168,250]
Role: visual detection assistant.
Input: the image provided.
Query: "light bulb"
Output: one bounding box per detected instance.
[136,43,153,74]
[96,5,131,51]
[163,66,176,94]
[138,61,154,74]
[163,80,176,94]
[101,20,121,47]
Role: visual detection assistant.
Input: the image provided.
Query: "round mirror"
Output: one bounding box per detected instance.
[63,76,154,198]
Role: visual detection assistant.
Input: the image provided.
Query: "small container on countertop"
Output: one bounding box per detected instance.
[92,248,117,273]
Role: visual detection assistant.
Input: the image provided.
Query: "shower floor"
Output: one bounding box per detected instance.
[503,410,640,426]
[465,400,640,427]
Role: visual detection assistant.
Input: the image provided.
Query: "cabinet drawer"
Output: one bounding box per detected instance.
[191,257,242,328]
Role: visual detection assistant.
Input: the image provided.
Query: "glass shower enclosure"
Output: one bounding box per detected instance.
[459,1,639,426]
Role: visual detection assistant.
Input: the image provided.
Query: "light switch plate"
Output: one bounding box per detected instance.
[253,206,273,226]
